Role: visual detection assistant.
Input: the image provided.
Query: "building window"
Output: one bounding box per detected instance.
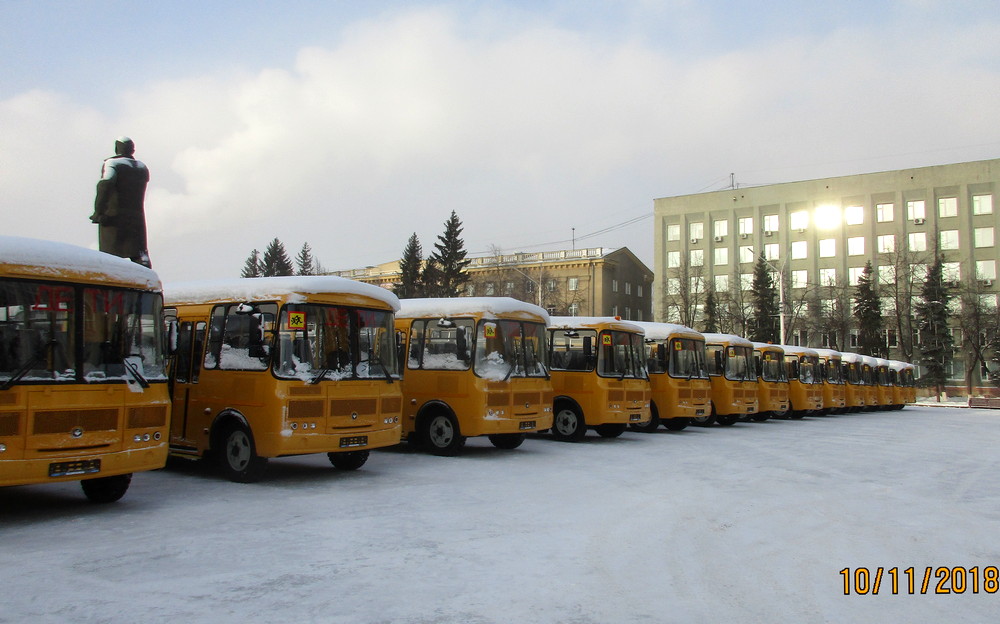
[845,205,864,225]
[879,265,896,285]
[504,281,514,296]
[791,270,808,289]
[764,243,779,261]
[940,230,959,250]
[791,240,808,260]
[738,217,754,236]
[466,284,475,296]
[819,239,836,258]
[485,282,495,296]
[848,266,865,285]
[876,203,894,223]
[912,263,928,280]
[938,197,958,218]
[973,194,994,215]
[975,227,995,248]
[667,250,680,268]
[625,282,632,295]
[624,307,631,320]
[568,277,579,291]
[876,234,895,254]
[690,249,704,267]
[667,224,680,241]
[907,200,926,220]
[689,222,704,240]
[943,262,961,282]
[612,305,618,316]
[740,273,754,291]
[714,246,729,266]
[638,285,643,298]
[847,237,865,256]
[789,210,808,231]
[667,278,680,295]
[763,214,779,233]
[908,232,927,252]
[569,303,580,316]
[714,220,729,238]
[819,268,837,286]
[690,276,704,292]
[739,246,755,264]
[547,279,556,292]
[976,260,997,280]
[714,274,729,292]
[885,329,898,347]
[850,330,859,347]
[612,279,619,292]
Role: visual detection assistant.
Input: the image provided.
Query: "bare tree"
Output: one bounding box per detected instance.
[956,278,999,395]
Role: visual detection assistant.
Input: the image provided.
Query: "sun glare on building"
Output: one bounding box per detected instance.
[813,204,842,230]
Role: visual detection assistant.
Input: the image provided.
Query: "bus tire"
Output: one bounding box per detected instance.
[692,404,716,427]
[751,412,770,422]
[80,473,132,503]
[552,404,587,442]
[662,417,690,431]
[218,423,268,483]
[790,410,806,420]
[423,412,466,456]
[628,405,660,433]
[328,450,369,470]
[595,423,627,438]
[488,433,525,449]
[716,414,738,426]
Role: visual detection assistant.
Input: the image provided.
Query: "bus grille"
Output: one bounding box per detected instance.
[513,392,540,407]
[0,412,19,436]
[487,392,509,407]
[607,390,624,402]
[626,390,646,402]
[289,400,324,419]
[381,397,402,414]
[128,405,168,428]
[33,409,118,435]
[330,398,377,417]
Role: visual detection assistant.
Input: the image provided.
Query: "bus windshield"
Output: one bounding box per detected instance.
[1,279,165,385]
[597,330,647,379]
[668,338,707,379]
[474,319,548,380]
[549,329,597,372]
[758,351,786,382]
[272,304,399,382]
[825,359,843,383]
[799,356,818,384]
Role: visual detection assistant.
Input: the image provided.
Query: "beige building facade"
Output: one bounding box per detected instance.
[654,158,1000,391]
[332,247,654,321]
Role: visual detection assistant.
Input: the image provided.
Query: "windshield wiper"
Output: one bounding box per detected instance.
[122,357,150,388]
[309,367,332,384]
[1,340,54,391]
[371,353,394,384]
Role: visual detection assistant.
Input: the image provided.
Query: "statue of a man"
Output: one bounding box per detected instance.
[91,136,151,268]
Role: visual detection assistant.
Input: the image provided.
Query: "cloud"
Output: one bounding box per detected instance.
[2,6,998,283]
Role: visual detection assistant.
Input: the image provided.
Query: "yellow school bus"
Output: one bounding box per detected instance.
[873,357,893,409]
[631,321,710,432]
[752,342,789,421]
[165,276,402,482]
[840,352,866,411]
[813,348,846,414]
[889,360,916,408]
[701,333,758,426]
[1,236,169,502]
[780,345,823,418]
[395,297,553,455]
[547,316,650,440]
[860,355,879,410]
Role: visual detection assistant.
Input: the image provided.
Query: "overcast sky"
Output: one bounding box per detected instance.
[2,1,998,283]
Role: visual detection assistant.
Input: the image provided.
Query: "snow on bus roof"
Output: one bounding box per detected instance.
[701,332,753,347]
[629,321,703,340]
[752,342,784,351]
[813,348,843,358]
[165,276,400,310]
[548,316,644,333]
[780,344,819,356]
[0,235,160,289]
[397,297,549,322]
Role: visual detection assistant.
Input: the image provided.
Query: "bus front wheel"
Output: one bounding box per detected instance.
[423,413,466,456]
[488,433,525,449]
[662,417,690,431]
[552,405,587,442]
[595,423,627,438]
[218,423,268,483]
[328,450,369,470]
[628,405,660,433]
[716,414,738,426]
[80,473,132,503]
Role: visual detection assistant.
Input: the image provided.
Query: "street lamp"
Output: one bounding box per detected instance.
[763,257,787,343]
[499,263,544,308]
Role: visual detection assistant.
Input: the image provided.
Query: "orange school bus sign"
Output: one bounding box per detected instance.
[287,312,306,330]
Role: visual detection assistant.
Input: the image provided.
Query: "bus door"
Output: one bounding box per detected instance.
[169,320,206,446]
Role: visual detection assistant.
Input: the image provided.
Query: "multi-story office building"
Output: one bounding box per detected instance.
[654,158,1000,392]
[332,247,654,321]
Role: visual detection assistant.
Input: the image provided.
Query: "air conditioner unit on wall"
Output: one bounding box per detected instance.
[982,279,993,287]
[714,236,723,242]
[740,233,749,239]
[764,230,773,237]
[691,238,699,244]
[914,217,925,225]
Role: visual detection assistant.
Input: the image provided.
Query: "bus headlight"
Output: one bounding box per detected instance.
[0,443,6,453]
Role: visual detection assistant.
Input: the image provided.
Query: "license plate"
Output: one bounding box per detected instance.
[695,409,705,416]
[339,435,368,448]
[519,420,536,430]
[629,414,642,422]
[49,459,101,477]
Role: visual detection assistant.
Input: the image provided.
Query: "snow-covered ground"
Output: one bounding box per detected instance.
[2,406,998,623]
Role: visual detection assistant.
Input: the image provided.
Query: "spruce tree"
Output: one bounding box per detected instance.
[702,288,719,333]
[295,242,316,276]
[853,261,885,357]
[426,211,471,297]
[241,249,262,278]
[749,253,778,343]
[395,233,424,299]
[420,258,444,298]
[914,251,954,398]
[261,238,295,277]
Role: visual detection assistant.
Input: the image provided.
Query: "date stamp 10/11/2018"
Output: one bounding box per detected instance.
[840,567,999,595]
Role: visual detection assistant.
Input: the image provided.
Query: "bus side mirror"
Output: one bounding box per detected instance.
[714,350,723,372]
[165,318,178,356]
[582,336,592,357]
[656,343,666,364]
